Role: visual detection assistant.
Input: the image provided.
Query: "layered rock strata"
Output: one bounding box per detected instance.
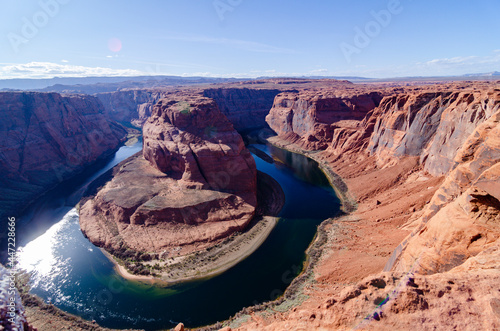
[266,90,384,150]
[98,87,282,131]
[96,89,170,126]
[367,90,500,175]
[391,98,500,274]
[79,96,257,255]
[0,92,126,221]
[96,80,374,132]
[233,81,500,330]
[203,88,281,130]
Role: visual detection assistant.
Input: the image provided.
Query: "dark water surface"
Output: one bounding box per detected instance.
[14,141,340,330]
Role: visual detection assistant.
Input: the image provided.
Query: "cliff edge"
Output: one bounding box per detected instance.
[0,92,126,221]
[231,81,500,331]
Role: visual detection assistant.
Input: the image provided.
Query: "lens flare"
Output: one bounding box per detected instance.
[108,38,122,52]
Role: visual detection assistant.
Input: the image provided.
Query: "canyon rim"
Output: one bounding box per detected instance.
[2,2,500,330]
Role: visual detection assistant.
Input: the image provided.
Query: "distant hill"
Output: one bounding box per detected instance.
[463,71,500,77]
[256,75,373,82]
[1,72,498,94]
[0,76,241,92]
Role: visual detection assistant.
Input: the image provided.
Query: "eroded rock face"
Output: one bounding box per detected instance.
[237,82,500,331]
[266,87,384,150]
[143,96,257,196]
[0,92,126,220]
[203,88,281,131]
[80,96,257,254]
[98,87,282,131]
[367,92,450,166]
[317,86,500,276]
[368,90,500,174]
[393,106,500,275]
[96,89,170,126]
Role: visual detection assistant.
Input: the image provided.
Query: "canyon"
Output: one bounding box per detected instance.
[2,79,499,330]
[95,86,280,130]
[229,80,500,330]
[0,92,126,223]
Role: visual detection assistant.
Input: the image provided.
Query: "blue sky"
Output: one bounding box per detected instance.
[1,0,499,79]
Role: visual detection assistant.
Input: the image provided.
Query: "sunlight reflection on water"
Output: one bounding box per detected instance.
[12,142,341,329]
[17,209,77,290]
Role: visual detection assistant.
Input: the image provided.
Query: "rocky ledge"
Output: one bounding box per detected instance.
[79,95,258,262]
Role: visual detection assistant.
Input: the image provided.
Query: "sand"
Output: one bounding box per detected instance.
[104,216,279,285]
[102,169,285,285]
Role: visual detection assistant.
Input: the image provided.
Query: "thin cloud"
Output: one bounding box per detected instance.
[309,68,328,74]
[337,51,500,78]
[0,62,147,79]
[422,56,479,66]
[181,72,251,78]
[411,53,500,76]
[181,70,315,79]
[249,69,278,74]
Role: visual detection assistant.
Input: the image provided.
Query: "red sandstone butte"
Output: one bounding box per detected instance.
[79,95,257,255]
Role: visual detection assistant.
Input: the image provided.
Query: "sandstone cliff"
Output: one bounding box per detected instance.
[266,88,384,150]
[79,95,257,256]
[203,88,281,131]
[96,89,170,126]
[233,81,500,330]
[0,92,126,220]
[97,87,282,131]
[391,94,500,274]
[367,90,500,175]
[142,97,257,197]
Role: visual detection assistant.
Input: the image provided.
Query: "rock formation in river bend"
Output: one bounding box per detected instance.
[0,92,126,220]
[142,97,257,197]
[79,95,257,255]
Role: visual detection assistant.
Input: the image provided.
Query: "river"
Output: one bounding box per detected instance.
[13,140,340,330]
